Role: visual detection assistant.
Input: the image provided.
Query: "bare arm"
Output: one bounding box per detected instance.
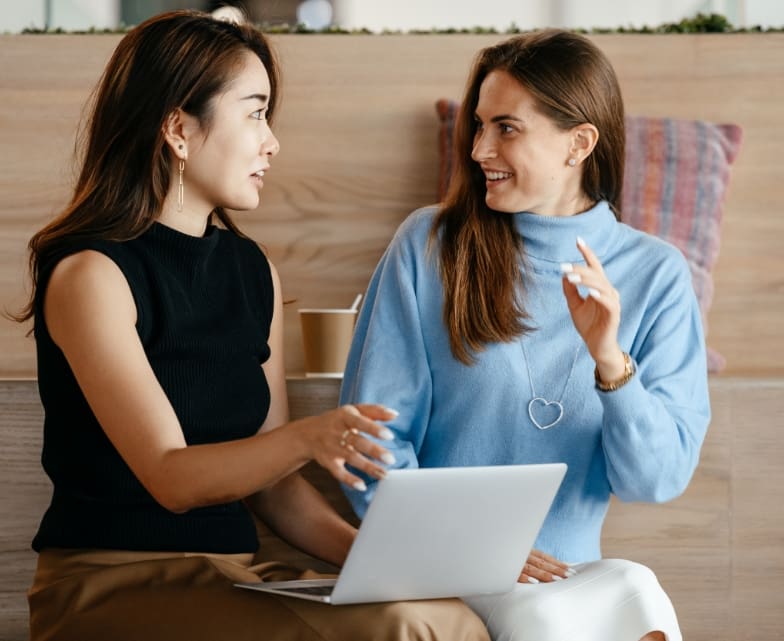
[245,262,358,566]
[45,250,394,514]
[248,474,357,566]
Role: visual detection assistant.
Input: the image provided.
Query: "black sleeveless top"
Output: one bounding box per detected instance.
[32,223,273,553]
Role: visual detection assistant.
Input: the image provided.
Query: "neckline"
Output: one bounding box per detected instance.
[513,201,618,266]
[147,221,221,258]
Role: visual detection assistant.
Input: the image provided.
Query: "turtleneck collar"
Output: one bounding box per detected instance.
[146,221,220,259]
[513,201,619,268]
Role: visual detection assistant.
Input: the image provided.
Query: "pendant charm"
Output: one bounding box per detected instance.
[528,397,564,430]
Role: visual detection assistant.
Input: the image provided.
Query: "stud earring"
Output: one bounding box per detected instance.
[177,159,185,212]
[568,158,577,167]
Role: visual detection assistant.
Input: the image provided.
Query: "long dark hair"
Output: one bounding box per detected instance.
[432,30,626,364]
[13,10,280,323]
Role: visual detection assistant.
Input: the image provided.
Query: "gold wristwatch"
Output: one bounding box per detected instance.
[594,352,636,392]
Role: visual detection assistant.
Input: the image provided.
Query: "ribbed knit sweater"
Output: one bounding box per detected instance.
[32,222,273,553]
[340,202,711,563]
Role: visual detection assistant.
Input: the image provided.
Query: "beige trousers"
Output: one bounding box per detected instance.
[29,548,490,641]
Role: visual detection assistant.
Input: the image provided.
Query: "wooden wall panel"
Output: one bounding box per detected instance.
[0,34,782,377]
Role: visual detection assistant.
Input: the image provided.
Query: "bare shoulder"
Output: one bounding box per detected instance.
[45,249,137,345]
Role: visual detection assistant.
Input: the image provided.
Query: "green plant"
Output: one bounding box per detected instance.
[18,12,783,35]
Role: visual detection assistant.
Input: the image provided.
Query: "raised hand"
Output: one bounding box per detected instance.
[560,237,627,382]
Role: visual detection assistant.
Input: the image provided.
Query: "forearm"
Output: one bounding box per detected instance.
[600,267,710,502]
[600,372,710,502]
[156,421,310,513]
[248,473,357,567]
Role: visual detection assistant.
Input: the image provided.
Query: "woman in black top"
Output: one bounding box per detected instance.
[15,10,488,641]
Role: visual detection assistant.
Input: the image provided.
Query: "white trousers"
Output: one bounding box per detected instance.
[463,559,681,641]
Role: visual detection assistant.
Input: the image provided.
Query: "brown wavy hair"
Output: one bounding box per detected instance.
[13,10,279,324]
[431,30,625,364]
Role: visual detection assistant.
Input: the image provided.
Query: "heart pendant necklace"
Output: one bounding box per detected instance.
[521,341,581,430]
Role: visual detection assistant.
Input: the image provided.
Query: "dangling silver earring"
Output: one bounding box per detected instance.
[568,158,577,167]
[177,159,185,212]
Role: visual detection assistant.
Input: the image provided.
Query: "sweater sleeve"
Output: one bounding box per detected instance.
[600,254,711,503]
[339,214,433,517]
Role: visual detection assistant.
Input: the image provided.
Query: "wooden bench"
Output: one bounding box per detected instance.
[2,376,783,640]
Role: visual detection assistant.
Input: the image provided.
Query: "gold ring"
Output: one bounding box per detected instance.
[340,428,351,448]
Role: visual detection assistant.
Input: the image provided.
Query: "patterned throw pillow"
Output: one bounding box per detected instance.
[435,99,743,373]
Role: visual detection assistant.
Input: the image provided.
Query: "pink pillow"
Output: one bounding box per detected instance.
[435,99,743,373]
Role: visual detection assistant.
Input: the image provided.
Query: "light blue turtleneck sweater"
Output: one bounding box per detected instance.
[340,201,710,563]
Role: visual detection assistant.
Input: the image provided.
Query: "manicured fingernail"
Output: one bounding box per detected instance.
[552,575,563,581]
[527,576,540,584]
[560,262,573,274]
[384,407,399,417]
[567,273,581,284]
[565,568,577,576]
[577,236,586,247]
[379,428,395,441]
[352,480,367,492]
[381,452,396,465]
[588,288,601,299]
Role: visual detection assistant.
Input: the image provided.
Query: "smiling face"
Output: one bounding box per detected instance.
[471,69,590,217]
[180,51,279,215]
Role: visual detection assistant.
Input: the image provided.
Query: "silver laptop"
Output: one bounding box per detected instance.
[235,463,566,605]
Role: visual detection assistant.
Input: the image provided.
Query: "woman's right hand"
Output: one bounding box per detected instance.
[294,404,398,491]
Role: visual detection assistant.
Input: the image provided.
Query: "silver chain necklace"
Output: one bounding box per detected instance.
[520,341,581,430]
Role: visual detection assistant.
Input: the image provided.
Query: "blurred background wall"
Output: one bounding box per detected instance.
[1,0,782,33]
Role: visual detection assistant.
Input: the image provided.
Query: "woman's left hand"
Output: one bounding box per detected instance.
[561,237,625,378]
[518,549,572,583]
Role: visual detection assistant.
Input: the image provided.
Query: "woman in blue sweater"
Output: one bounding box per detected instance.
[15,10,488,641]
[341,30,710,641]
